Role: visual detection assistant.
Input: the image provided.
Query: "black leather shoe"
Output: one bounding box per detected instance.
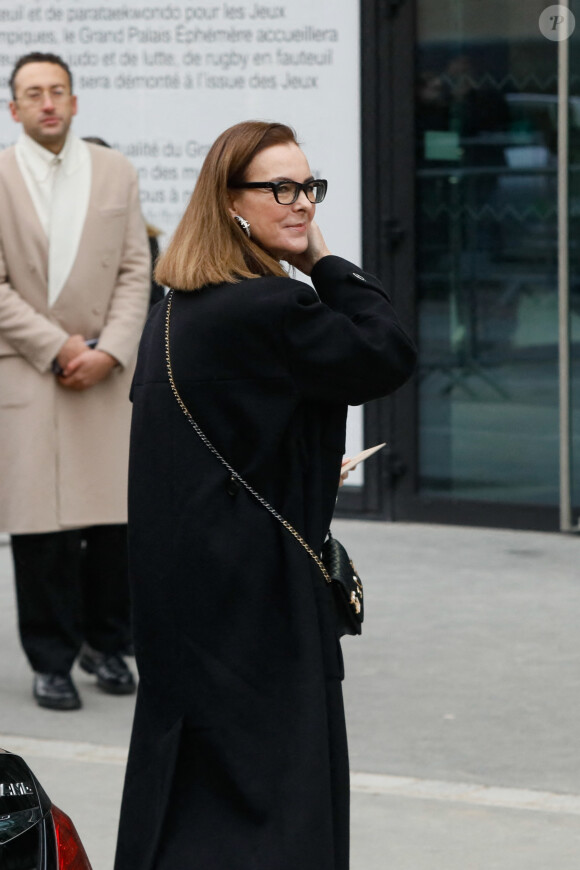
[79,645,136,695]
[33,673,82,711]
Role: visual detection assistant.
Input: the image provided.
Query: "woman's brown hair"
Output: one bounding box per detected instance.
[155,121,299,290]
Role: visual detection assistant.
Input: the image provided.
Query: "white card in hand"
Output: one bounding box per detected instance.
[341,443,387,473]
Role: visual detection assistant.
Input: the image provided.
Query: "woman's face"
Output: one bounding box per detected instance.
[228,142,315,260]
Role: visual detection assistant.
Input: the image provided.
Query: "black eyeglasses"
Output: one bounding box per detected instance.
[230,178,328,205]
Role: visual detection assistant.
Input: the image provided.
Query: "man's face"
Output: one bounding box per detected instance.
[9,62,77,154]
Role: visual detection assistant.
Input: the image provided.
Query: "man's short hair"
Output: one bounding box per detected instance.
[9,52,73,100]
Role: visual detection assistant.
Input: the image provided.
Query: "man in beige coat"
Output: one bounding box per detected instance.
[0,52,150,709]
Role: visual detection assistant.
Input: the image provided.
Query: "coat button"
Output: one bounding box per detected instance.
[351,272,367,283]
[226,474,240,497]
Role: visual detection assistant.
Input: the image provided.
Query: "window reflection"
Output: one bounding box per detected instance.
[415,3,580,506]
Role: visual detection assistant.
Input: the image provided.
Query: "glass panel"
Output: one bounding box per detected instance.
[415,0,576,506]
[569,21,580,517]
[0,822,42,868]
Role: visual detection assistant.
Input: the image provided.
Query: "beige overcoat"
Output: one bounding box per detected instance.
[0,142,150,533]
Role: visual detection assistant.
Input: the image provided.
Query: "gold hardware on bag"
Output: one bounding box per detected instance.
[350,591,361,614]
[349,561,363,596]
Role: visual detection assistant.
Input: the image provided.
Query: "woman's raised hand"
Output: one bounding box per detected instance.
[286,220,332,276]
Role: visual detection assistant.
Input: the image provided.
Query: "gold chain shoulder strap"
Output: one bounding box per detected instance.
[164,289,332,584]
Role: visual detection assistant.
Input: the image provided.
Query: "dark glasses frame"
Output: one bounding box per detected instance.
[229,178,328,204]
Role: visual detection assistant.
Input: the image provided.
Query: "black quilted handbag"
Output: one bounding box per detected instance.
[321,532,364,636]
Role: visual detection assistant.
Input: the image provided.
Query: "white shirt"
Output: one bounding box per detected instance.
[15,131,91,307]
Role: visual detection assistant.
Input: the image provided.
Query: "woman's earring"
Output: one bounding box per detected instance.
[233,215,251,238]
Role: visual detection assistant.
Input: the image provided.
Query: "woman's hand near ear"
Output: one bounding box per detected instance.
[286,221,332,276]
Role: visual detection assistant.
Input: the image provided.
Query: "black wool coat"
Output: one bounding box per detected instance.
[114,256,416,870]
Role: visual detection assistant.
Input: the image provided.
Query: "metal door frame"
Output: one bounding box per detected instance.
[336,0,416,520]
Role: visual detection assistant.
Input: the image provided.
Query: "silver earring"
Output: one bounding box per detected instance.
[233,215,251,238]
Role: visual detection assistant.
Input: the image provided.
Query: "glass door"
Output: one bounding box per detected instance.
[400,0,580,527]
[568,12,580,526]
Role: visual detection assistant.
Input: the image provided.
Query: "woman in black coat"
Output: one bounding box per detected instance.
[114,121,416,870]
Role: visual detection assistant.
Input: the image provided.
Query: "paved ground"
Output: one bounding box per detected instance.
[1,520,579,869]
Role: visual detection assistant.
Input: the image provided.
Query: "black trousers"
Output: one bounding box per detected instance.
[11,525,130,675]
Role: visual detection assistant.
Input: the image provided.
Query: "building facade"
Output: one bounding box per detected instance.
[0,0,577,531]
[339,0,580,532]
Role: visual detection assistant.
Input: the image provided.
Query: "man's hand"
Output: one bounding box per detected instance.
[58,349,117,391]
[56,334,87,371]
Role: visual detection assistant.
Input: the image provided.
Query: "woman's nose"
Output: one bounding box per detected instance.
[293,190,313,209]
